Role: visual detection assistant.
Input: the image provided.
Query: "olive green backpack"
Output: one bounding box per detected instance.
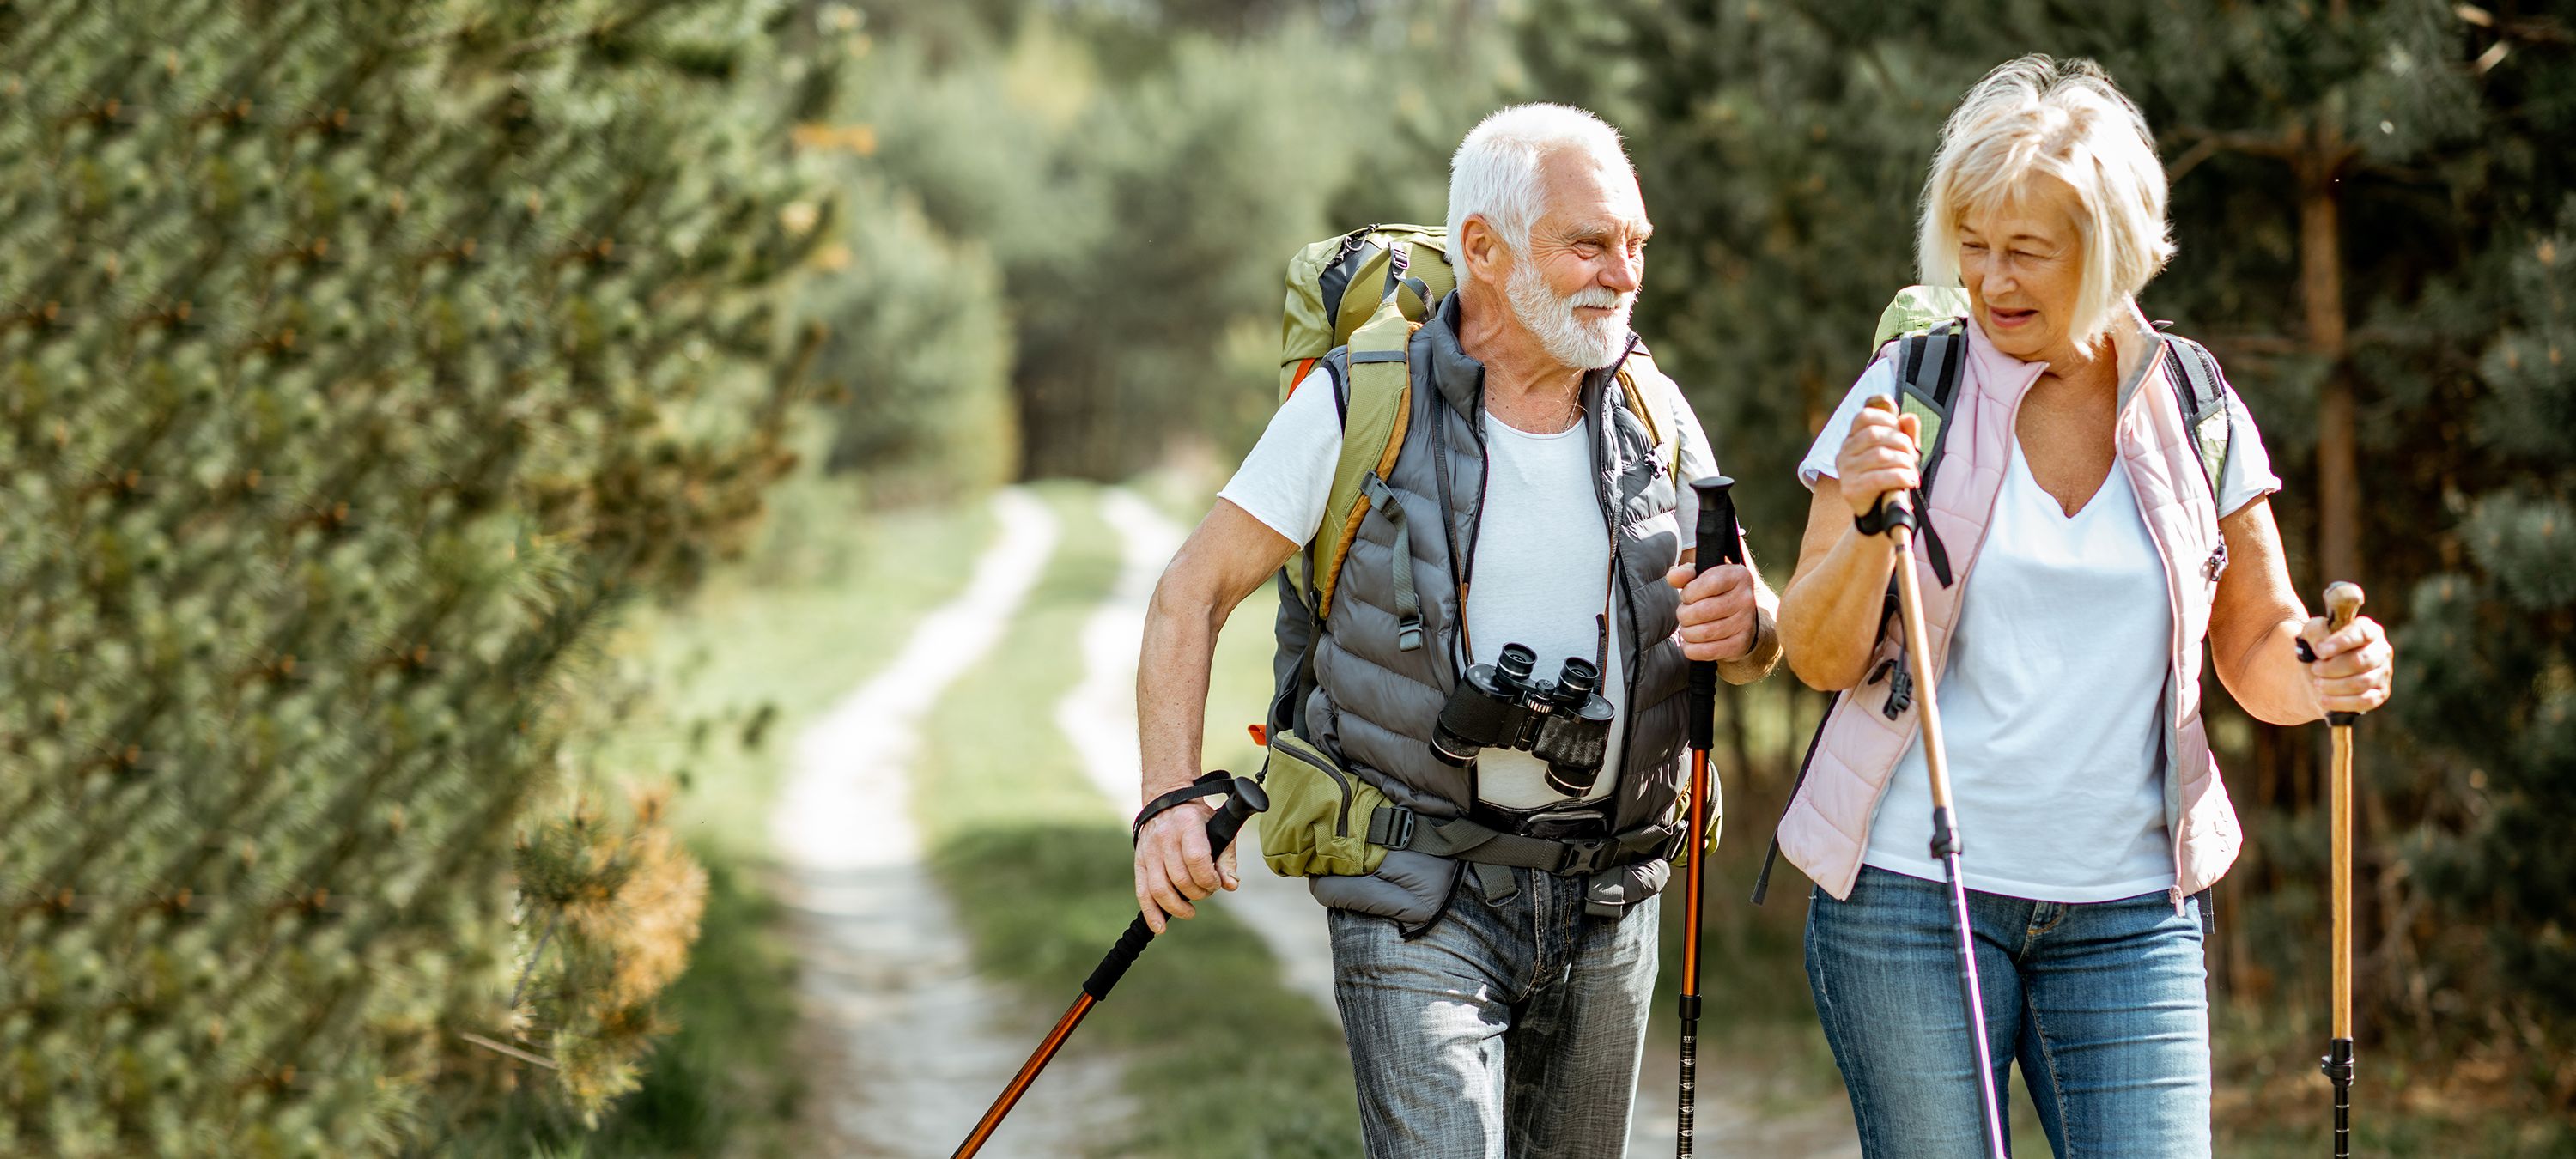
[1255,223,1684,880]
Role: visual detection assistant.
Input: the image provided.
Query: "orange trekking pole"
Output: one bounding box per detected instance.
[1674,475,1742,1156]
[951,773,1267,1159]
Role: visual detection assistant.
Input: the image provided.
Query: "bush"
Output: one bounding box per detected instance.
[0,1,825,1150]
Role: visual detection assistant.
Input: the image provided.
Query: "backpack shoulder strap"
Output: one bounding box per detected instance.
[2159,334,2233,502]
[1614,345,1683,476]
[1883,322,1965,586]
[1889,321,1967,471]
[1309,299,1417,622]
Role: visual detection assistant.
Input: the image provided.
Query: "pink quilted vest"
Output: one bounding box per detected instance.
[1777,306,2242,912]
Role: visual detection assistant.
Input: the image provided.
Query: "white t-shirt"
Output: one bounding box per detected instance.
[1800,356,2280,902]
[1224,368,1718,810]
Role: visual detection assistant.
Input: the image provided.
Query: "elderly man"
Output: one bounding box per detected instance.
[1132,104,1783,1157]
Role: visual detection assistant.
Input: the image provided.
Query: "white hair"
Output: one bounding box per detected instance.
[1447,103,1631,258]
[1917,56,2175,348]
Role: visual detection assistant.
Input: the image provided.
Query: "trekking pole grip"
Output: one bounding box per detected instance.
[1084,776,1269,1000]
[1687,476,1741,751]
[1854,395,1917,537]
[2323,582,2365,726]
[2324,582,2363,634]
[1200,775,1269,864]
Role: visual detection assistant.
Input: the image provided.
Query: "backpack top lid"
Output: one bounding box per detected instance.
[1281,225,1455,400]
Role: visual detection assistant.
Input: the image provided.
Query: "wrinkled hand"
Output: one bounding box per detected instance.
[1837,405,1920,521]
[1664,561,1759,663]
[2299,614,2393,719]
[1132,798,1237,934]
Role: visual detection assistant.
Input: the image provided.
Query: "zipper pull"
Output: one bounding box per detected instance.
[2203,540,2229,582]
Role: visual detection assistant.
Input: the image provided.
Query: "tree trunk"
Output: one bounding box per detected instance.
[2298,125,2360,586]
[1723,679,1756,790]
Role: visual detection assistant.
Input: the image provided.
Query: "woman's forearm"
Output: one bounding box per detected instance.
[2221,613,2325,726]
[2207,497,2328,726]
[1779,515,1899,690]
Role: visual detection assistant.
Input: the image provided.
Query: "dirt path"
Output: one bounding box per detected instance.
[1629,1025,1862,1157]
[769,488,1131,1158]
[1060,488,1341,1019]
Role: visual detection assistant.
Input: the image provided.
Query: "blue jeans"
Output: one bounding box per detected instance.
[1326,866,1662,1159]
[1806,866,2212,1157]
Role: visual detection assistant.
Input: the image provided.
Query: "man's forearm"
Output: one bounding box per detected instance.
[1719,604,1782,685]
[1137,595,1223,799]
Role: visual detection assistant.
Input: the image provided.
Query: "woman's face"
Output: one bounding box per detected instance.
[1957,175,2087,365]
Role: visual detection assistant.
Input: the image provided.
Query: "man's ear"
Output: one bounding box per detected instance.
[1458,215,1507,286]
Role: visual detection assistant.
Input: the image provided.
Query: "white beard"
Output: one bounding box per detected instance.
[1505,260,1633,371]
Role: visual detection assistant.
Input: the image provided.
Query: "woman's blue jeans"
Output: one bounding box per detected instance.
[1806,866,2213,1157]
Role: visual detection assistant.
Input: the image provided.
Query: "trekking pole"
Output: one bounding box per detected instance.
[1676,476,1744,1158]
[1860,395,2008,1159]
[2301,582,2366,1158]
[951,773,1268,1159]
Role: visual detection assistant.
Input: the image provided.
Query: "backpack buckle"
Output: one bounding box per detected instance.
[1555,839,1615,876]
[1368,805,1418,850]
[1870,658,1915,720]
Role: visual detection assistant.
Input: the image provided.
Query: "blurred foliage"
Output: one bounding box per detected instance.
[1514,0,2576,1121]
[0,0,834,1150]
[830,0,1513,481]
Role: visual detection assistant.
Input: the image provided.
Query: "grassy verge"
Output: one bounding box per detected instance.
[569,472,999,1155]
[914,482,1364,1157]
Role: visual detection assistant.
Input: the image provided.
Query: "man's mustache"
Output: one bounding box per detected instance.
[1564,286,1631,312]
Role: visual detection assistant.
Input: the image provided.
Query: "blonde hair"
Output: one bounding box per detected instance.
[1447,103,1631,255]
[1917,56,2173,348]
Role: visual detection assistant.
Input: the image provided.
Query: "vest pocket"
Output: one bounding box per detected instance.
[1259,729,1393,878]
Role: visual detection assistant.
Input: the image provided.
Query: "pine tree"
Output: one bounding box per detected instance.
[1,1,825,1150]
[2393,197,2576,1053]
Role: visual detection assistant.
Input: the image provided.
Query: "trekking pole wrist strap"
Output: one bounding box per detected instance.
[1133,771,1233,844]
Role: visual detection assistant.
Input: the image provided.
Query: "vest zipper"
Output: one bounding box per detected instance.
[1587,340,1648,816]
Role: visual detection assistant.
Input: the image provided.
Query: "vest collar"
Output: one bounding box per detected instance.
[1420,292,1483,420]
[1958,298,2165,410]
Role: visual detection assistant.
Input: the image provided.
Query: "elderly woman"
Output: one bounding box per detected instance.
[1767,57,2395,1155]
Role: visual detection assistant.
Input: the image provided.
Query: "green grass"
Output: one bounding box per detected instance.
[556,471,1001,1155]
[914,482,1364,1158]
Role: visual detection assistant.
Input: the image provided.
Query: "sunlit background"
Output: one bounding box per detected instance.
[8,1,2570,1155]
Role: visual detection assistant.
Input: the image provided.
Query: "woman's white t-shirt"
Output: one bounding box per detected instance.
[1223,368,1718,810]
[1799,357,2280,903]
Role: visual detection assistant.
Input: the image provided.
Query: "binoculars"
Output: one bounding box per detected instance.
[1429,642,1617,796]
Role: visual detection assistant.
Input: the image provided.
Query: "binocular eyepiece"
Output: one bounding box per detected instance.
[1430,643,1617,797]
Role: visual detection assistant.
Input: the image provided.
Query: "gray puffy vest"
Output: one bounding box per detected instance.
[1273,293,1693,925]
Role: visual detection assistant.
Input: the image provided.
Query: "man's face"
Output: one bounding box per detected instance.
[1503,149,1650,371]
